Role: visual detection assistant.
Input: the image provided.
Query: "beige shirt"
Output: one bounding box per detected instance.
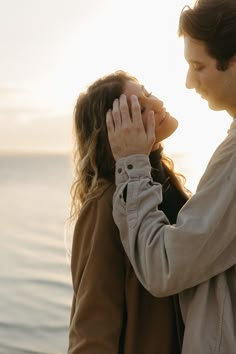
[113,119,236,354]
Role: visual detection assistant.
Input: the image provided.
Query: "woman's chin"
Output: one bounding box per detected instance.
[156,115,178,142]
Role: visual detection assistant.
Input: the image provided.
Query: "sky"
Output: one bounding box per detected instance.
[0,0,231,163]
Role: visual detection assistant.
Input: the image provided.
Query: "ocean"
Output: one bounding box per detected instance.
[0,152,200,354]
[0,154,73,354]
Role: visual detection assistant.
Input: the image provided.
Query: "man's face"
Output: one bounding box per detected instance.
[184,35,236,117]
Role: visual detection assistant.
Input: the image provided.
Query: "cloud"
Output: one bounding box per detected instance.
[0,85,30,96]
[0,83,64,122]
[0,111,73,153]
[0,84,73,152]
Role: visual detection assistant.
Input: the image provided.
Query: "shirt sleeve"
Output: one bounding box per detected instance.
[113,151,236,296]
[68,189,126,354]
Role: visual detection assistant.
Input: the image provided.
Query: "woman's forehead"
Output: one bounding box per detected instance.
[124,80,144,97]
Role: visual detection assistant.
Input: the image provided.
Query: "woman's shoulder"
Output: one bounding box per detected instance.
[72,179,120,248]
[78,179,115,217]
[85,179,115,204]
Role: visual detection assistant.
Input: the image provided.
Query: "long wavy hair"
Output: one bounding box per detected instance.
[70,70,189,221]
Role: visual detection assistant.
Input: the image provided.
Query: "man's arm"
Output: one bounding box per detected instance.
[107,94,236,296]
[113,151,236,296]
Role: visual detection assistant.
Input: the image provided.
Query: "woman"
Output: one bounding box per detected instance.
[68,70,190,354]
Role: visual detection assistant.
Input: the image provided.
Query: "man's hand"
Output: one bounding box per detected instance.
[106,94,155,160]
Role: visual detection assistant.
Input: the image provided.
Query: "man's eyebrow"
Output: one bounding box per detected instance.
[185,58,202,64]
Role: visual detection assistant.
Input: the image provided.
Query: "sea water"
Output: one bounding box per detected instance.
[0,154,73,354]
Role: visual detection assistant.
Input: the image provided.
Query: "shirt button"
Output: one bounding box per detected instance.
[117,168,122,173]
[127,164,133,170]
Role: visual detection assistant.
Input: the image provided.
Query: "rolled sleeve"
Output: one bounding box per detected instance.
[115,154,152,185]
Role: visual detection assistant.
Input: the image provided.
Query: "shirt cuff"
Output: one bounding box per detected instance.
[115,154,152,185]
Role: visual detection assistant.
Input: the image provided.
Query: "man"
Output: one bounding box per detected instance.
[106,0,236,353]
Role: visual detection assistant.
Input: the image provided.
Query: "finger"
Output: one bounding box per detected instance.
[119,94,131,125]
[142,112,148,131]
[130,95,143,126]
[106,109,114,133]
[112,98,122,128]
[146,110,156,146]
[106,109,120,161]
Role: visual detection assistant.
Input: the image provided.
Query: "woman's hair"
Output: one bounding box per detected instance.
[70,71,135,219]
[178,0,236,70]
[70,70,189,220]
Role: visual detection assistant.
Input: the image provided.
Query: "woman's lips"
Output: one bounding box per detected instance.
[159,111,169,125]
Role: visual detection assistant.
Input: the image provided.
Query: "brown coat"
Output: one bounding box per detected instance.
[68,178,184,354]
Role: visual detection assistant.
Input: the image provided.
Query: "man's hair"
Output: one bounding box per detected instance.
[178,0,236,70]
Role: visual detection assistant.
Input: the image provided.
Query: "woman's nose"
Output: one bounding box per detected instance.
[152,97,163,110]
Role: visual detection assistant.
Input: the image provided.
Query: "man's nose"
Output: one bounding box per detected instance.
[185,68,197,89]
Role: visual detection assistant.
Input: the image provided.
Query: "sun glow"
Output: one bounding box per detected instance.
[1,0,231,188]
